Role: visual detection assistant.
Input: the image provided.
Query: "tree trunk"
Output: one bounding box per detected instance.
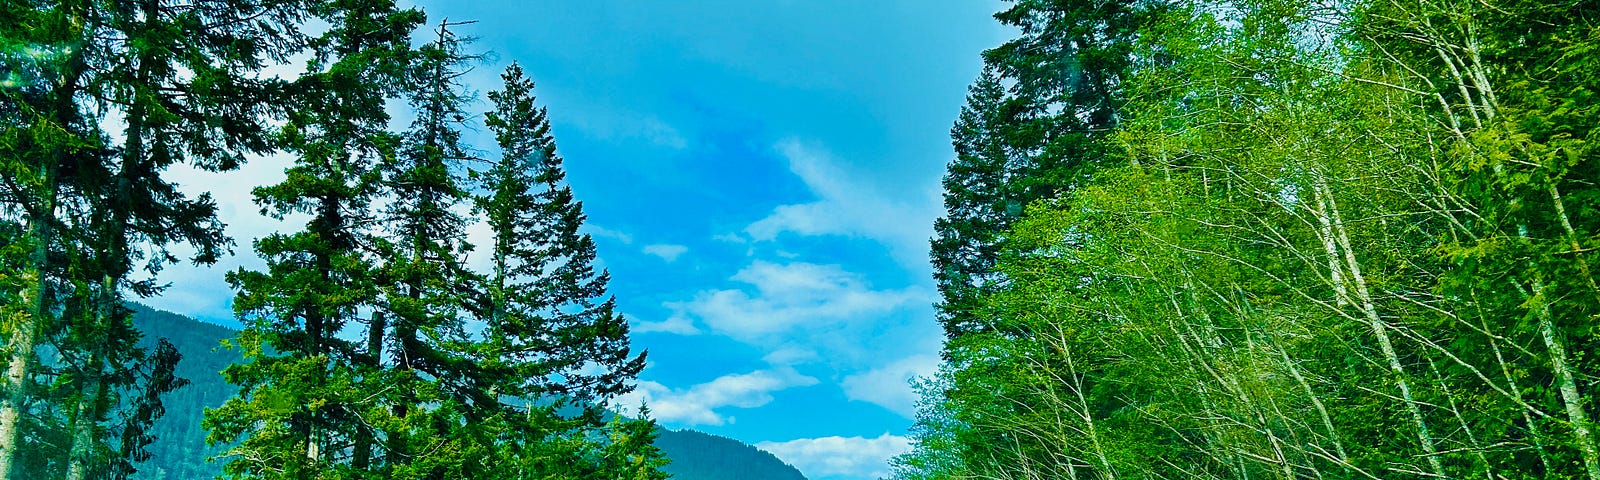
[0,36,81,475]
[64,354,106,480]
[1529,270,1600,480]
[354,311,386,471]
[0,225,49,480]
[1318,180,1448,478]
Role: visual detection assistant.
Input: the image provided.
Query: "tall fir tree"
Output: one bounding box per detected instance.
[931,0,1166,341]
[918,1,1167,472]
[1,1,304,478]
[469,62,654,479]
[931,67,1016,341]
[369,18,481,478]
[202,0,423,478]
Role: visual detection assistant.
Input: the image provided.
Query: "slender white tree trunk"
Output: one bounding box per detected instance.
[1527,268,1600,480]
[1318,180,1448,478]
[1536,185,1600,479]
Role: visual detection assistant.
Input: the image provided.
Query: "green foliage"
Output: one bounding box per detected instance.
[131,306,803,480]
[931,0,1170,340]
[202,2,419,477]
[902,0,1600,479]
[8,2,668,479]
[199,11,664,480]
[1,1,303,478]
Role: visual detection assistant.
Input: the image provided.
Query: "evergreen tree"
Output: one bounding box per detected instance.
[931,0,1167,341]
[931,67,1016,340]
[368,18,481,478]
[469,61,652,479]
[202,0,422,478]
[917,0,1173,475]
[1,1,303,478]
[597,410,670,480]
[0,5,94,476]
[476,62,645,412]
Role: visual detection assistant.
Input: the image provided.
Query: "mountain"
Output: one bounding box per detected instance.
[654,430,808,480]
[127,305,242,480]
[126,304,807,480]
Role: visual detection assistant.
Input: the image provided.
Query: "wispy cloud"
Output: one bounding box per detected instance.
[743,139,940,272]
[841,354,939,418]
[632,315,700,335]
[584,224,635,244]
[664,261,924,343]
[711,232,747,244]
[642,243,689,262]
[756,433,912,480]
[614,368,819,426]
[565,106,689,150]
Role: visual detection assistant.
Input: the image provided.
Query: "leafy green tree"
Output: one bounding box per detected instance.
[903,1,1600,479]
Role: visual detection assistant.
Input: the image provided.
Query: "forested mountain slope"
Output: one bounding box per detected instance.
[127,304,806,480]
[654,430,808,480]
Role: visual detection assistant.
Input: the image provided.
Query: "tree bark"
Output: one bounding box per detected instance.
[353,311,385,471]
[63,360,105,480]
[1529,270,1600,480]
[1317,180,1448,478]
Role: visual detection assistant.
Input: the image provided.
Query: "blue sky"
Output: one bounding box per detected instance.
[149,2,1009,479]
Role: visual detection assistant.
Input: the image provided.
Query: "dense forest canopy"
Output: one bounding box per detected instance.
[904,0,1600,479]
[122,304,805,480]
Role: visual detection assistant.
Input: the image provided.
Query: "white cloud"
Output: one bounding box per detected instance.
[142,153,297,322]
[584,224,635,244]
[743,139,940,272]
[761,346,819,365]
[746,203,839,239]
[841,354,940,418]
[642,243,689,262]
[664,261,924,342]
[756,433,912,480]
[712,232,747,243]
[632,314,700,335]
[614,368,819,426]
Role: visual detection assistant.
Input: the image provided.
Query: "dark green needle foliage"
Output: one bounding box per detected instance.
[1,1,303,478]
[202,1,422,478]
[362,18,483,479]
[931,68,1015,341]
[477,62,646,410]
[468,62,656,479]
[930,0,1169,341]
[194,9,663,479]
